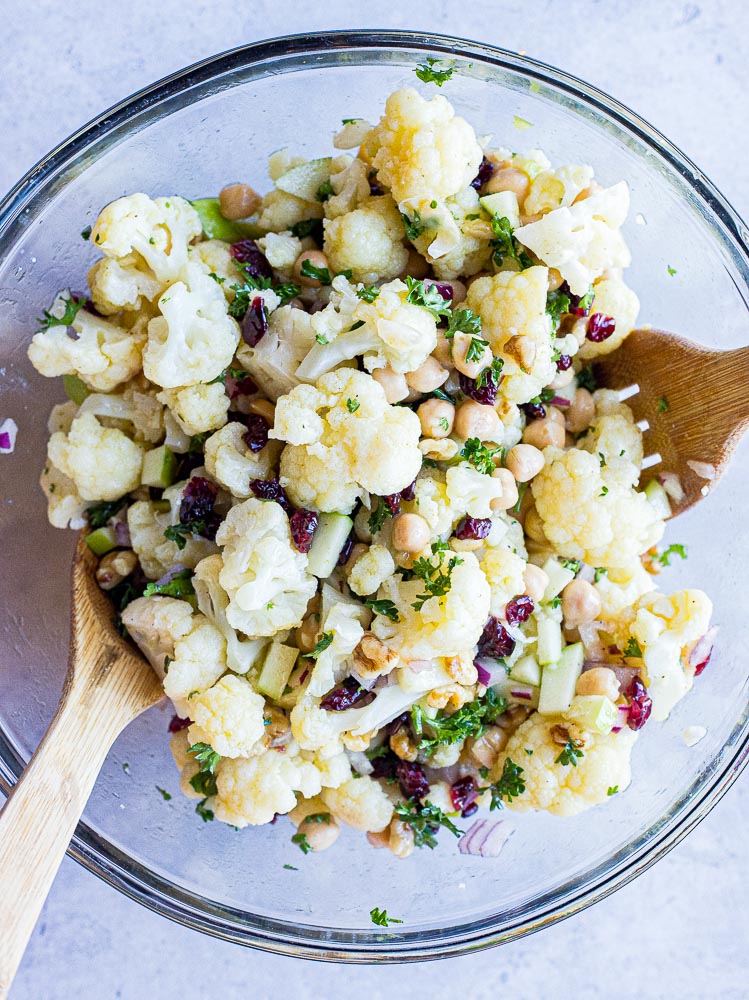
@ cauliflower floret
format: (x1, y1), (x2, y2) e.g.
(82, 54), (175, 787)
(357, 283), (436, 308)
(578, 390), (643, 477)
(216, 498), (317, 637)
(515, 183), (631, 297)
(523, 164), (595, 216)
(47, 411), (143, 501)
(480, 547), (527, 617)
(464, 267), (556, 405)
(612, 589), (713, 721)
(203, 422), (280, 498)
(90, 193), (202, 283)
(324, 157), (371, 219)
(371, 550), (490, 660)
(127, 481), (218, 579)
(27, 293), (146, 392)
(307, 600), (367, 697)
(237, 304), (318, 401)
(88, 257), (164, 315)
(187, 675), (266, 758)
(143, 263), (240, 388)
(256, 188), (323, 232)
(214, 747), (325, 827)
(193, 554), (268, 674)
(321, 774), (393, 832)
(369, 88), (483, 208)
(347, 544), (395, 598)
(323, 195), (408, 283)
(273, 369), (422, 513)
(413, 187), (492, 278)
(162, 615), (228, 706)
(189, 239), (238, 303)
(446, 464), (506, 517)
(120, 595), (196, 675)
(493, 712), (637, 816)
(40, 460), (88, 529)
(77, 380), (164, 444)
(576, 276), (641, 360)
(156, 383), (230, 436)
(595, 561), (656, 620)
(532, 447), (664, 569)
(403, 470), (458, 540)
(255, 231), (303, 270)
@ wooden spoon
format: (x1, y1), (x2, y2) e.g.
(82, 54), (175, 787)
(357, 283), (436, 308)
(593, 328), (749, 515)
(0, 535), (163, 998)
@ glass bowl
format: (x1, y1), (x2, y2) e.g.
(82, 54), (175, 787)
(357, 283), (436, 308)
(0, 31), (747, 963)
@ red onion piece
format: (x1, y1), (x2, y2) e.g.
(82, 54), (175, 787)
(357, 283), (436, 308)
(0, 418), (18, 454)
(608, 665), (641, 689)
(474, 658), (508, 687)
(458, 818), (513, 857)
(550, 395), (571, 407)
(509, 686), (534, 701)
(154, 564), (188, 587)
(689, 625), (718, 676)
(114, 519), (132, 548)
(475, 663), (492, 687)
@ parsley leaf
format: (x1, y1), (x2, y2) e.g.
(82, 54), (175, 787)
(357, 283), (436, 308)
(576, 366), (597, 392)
(86, 497), (127, 529)
(607, 785), (619, 796)
(394, 799), (462, 849)
(466, 335), (491, 362)
(667, 265), (677, 276)
(207, 365), (250, 385)
(315, 179), (334, 202)
(414, 57), (455, 87)
(401, 210), (427, 240)
(368, 499), (394, 535)
(164, 521), (212, 550)
(410, 541), (463, 611)
(560, 558), (581, 574)
(594, 567), (608, 583)
(274, 281), (301, 304)
(291, 832), (312, 854)
(487, 757), (526, 809)
(156, 786), (172, 801)
(229, 270), (272, 318)
(305, 812), (331, 824)
(404, 276), (451, 320)
(412, 689), (506, 756)
(654, 543), (687, 567)
(489, 215), (534, 270)
(364, 599), (400, 622)
(346, 397), (360, 413)
(370, 907), (403, 927)
(143, 569), (195, 599)
(657, 395), (670, 414)
(308, 631), (334, 660)
(476, 356), (504, 389)
(195, 798), (214, 822)
(299, 259), (352, 286)
(289, 218), (324, 242)
(356, 284), (380, 303)
(188, 742), (222, 775)
(37, 291), (88, 331)
(283, 863), (298, 870)
(623, 636), (643, 658)
(460, 436), (502, 475)
(446, 307), (483, 339)
(546, 288), (571, 333)
(555, 739), (584, 767)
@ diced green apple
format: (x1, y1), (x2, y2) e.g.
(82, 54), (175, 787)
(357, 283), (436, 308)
(644, 479), (672, 520)
(306, 512), (353, 578)
(538, 642), (584, 715)
(62, 374), (90, 405)
(189, 198), (263, 242)
(537, 616), (563, 666)
(141, 445), (177, 488)
(564, 694), (618, 735)
(510, 653), (541, 687)
(479, 191), (521, 229)
(85, 526), (118, 556)
(541, 557), (576, 601)
(275, 158), (333, 202)
(256, 642), (299, 701)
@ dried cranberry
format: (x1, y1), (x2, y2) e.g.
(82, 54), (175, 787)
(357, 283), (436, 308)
(462, 803), (479, 818)
(556, 353), (573, 371)
(230, 239), (273, 280)
(450, 776), (479, 814)
(320, 677), (375, 711)
(505, 595), (534, 626)
(560, 281), (594, 317)
(383, 493), (402, 516)
(396, 760), (430, 800)
(241, 296), (268, 346)
(470, 155), (494, 191)
(180, 477), (218, 523)
(290, 508), (319, 553)
(400, 479), (417, 502)
(370, 750), (397, 779)
(455, 516), (492, 541)
(229, 375), (258, 400)
(337, 527), (356, 566)
(477, 616), (516, 658)
(250, 478), (292, 513)
(459, 370), (501, 407)
(242, 413), (270, 453)
(522, 401), (546, 420)
(586, 313), (616, 343)
(625, 676), (652, 731)
(168, 714), (191, 733)
(386, 712), (410, 736)
(368, 172), (384, 196)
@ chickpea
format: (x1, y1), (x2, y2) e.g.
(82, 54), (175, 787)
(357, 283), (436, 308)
(576, 666), (620, 702)
(468, 725), (509, 768)
(219, 182), (262, 220)
(454, 399), (502, 441)
(522, 417), (565, 450)
(546, 406), (566, 427)
(354, 506), (374, 544)
(431, 336), (454, 369)
(294, 249), (329, 288)
(96, 549), (138, 591)
(524, 507), (548, 544)
(298, 814), (341, 852)
(451, 331), (494, 379)
(402, 247), (429, 280)
(566, 387), (595, 434)
(519, 212), (541, 226)
(548, 366), (575, 389)
(366, 829), (391, 849)
(388, 818), (415, 859)
(450, 537), (483, 552)
(506, 443), (545, 483)
(247, 397), (275, 425)
(561, 579), (602, 627)
(523, 563), (550, 603)
(343, 542), (369, 575)
(405, 356), (449, 393)
(417, 397), (455, 438)
(490, 466), (519, 511)
(389, 728), (419, 761)
(547, 268), (564, 292)
(371, 366), (409, 404)
(392, 513), (431, 553)
(483, 166), (530, 203)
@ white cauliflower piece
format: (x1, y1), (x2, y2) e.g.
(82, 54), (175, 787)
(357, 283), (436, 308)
(307, 600), (367, 697)
(324, 157), (371, 218)
(120, 595), (195, 676)
(612, 589), (713, 721)
(77, 381), (164, 444)
(323, 195), (408, 283)
(576, 276), (641, 360)
(480, 547), (527, 617)
(187, 675), (266, 758)
(90, 193), (202, 283)
(156, 383), (230, 436)
(189, 238), (237, 300)
(347, 544), (395, 598)
(273, 369), (422, 513)
(27, 293), (146, 392)
(446, 464), (506, 518)
(595, 561), (656, 620)
(578, 390), (643, 477)
(216, 498), (317, 637)
(237, 304), (318, 401)
(515, 183), (631, 297)
(40, 460), (88, 529)
(143, 263), (240, 388)
(402, 470), (458, 540)
(256, 188), (323, 232)
(203, 422), (280, 498)
(193, 554), (268, 675)
(321, 774), (393, 832)
(523, 164), (595, 216)
(532, 447), (664, 569)
(255, 231), (303, 270)
(369, 88), (482, 207)
(88, 257), (163, 315)
(127, 481), (218, 579)
(492, 712), (637, 816)
(47, 411), (143, 501)
(371, 550), (490, 660)
(162, 615), (228, 706)
(464, 267), (556, 405)
(214, 746), (326, 827)
(414, 186), (492, 278)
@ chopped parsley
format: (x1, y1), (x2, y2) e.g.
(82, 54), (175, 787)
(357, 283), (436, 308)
(81, 225), (92, 241)
(446, 307), (483, 339)
(657, 395), (670, 414)
(315, 332), (329, 345)
(315, 179), (334, 202)
(394, 799), (462, 849)
(308, 631), (334, 660)
(364, 599), (400, 622)
(143, 569), (195, 599)
(410, 541), (463, 611)
(37, 291), (88, 331)
(607, 786), (619, 796)
(576, 366), (597, 392)
(207, 365), (250, 385)
(208, 271), (225, 284)
(513, 481), (528, 514)
(370, 907), (403, 927)
(341, 117), (361, 125)
(667, 265), (677, 276)
(414, 57), (455, 86)
(305, 812), (331, 824)
(547, 594), (562, 609)
(489, 214), (534, 270)
(412, 688), (506, 755)
(404, 276), (451, 320)
(291, 832), (312, 854)
(594, 567), (608, 583)
(188, 742), (222, 775)
(368, 498), (394, 535)
(356, 284), (380, 303)
(487, 757), (526, 809)
(623, 636), (643, 658)
(163, 521), (212, 550)
(513, 115), (533, 130)
(460, 436), (502, 475)
(599, 452), (607, 468)
(430, 386), (457, 403)
(86, 497), (127, 529)
(599, 486), (609, 497)
(560, 559), (581, 574)
(289, 218), (324, 242)
(476, 356), (504, 389)
(546, 288), (571, 333)
(465, 335), (491, 362)
(300, 258), (333, 285)
(274, 282), (302, 304)
(195, 798), (214, 822)
(401, 209), (428, 241)
(555, 739), (584, 767)
(346, 397), (360, 413)
(283, 863), (298, 870)
(438, 417), (450, 432)
(228, 270), (272, 317)
(156, 786), (172, 801)
(655, 543), (687, 567)
(365, 743), (391, 761)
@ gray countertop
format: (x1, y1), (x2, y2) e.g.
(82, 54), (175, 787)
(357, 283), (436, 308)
(2, 1), (747, 996)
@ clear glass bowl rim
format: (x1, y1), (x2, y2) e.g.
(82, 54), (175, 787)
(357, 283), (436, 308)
(0, 29), (747, 963)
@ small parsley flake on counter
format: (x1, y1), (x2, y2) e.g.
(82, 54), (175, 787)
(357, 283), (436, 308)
(655, 543), (687, 566)
(156, 786), (172, 801)
(488, 758), (526, 810)
(657, 395), (670, 413)
(414, 57), (455, 87)
(370, 907), (403, 927)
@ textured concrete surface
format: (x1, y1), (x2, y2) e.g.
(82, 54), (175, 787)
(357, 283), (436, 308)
(2, 1), (747, 997)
